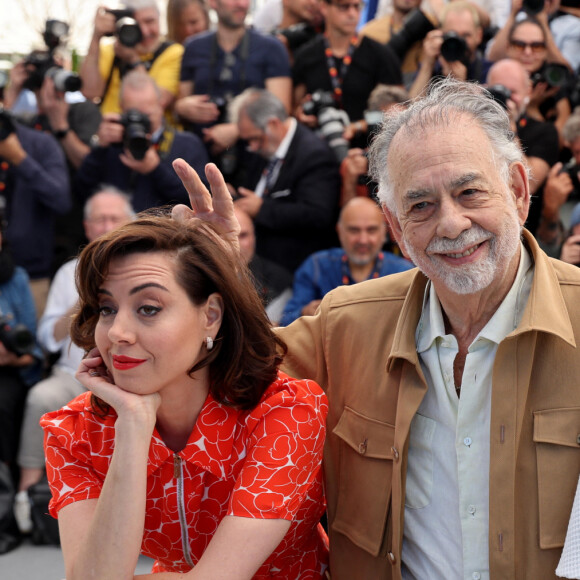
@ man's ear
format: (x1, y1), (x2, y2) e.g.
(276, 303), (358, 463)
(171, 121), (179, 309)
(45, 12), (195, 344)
(510, 161), (531, 226)
(382, 204), (409, 259)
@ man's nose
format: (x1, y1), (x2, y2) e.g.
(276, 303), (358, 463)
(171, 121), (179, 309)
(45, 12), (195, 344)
(436, 197), (472, 239)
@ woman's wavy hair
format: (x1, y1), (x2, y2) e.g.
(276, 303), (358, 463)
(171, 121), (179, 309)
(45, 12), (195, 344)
(71, 210), (287, 412)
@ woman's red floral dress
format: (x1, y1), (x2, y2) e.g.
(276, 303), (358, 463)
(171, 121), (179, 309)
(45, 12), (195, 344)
(41, 372), (329, 578)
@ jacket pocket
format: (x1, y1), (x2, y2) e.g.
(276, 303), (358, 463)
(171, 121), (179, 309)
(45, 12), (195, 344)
(332, 406), (395, 556)
(533, 407), (580, 549)
(404, 413), (436, 509)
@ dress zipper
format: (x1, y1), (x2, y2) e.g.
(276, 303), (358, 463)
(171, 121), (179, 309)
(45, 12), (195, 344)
(174, 453), (195, 568)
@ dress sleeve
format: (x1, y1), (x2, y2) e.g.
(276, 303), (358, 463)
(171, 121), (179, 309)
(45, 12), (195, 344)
(227, 377), (327, 521)
(41, 397), (112, 518)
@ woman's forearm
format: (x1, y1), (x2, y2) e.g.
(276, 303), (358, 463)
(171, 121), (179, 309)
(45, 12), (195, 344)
(66, 421), (152, 580)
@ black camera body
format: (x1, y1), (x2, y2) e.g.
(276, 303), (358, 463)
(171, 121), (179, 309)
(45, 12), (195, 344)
(523, 0), (545, 14)
(0, 316), (35, 357)
(302, 90), (336, 117)
(440, 31), (469, 64)
(105, 8), (143, 48)
(0, 107), (17, 141)
(22, 19), (81, 93)
(22, 52), (82, 93)
(303, 90), (350, 163)
(209, 95), (229, 124)
(487, 84), (512, 111)
(532, 63), (571, 89)
(118, 109), (152, 160)
(275, 23), (318, 52)
(387, 9), (435, 61)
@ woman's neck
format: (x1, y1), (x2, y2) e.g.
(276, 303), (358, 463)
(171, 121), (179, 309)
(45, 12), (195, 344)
(155, 376), (210, 452)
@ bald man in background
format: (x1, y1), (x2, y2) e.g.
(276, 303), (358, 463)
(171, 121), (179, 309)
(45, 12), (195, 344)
(280, 197), (412, 325)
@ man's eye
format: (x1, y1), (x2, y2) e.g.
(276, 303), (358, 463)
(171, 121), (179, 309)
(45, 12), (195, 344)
(411, 201), (429, 211)
(138, 305), (161, 317)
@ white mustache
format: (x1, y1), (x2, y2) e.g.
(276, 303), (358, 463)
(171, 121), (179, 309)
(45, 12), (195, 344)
(426, 225), (491, 254)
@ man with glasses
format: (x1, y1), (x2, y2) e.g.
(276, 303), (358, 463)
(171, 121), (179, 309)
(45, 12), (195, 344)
(487, 59), (561, 256)
(409, 1), (491, 99)
(175, 0), (292, 176)
(292, 0), (402, 147)
(229, 88), (340, 273)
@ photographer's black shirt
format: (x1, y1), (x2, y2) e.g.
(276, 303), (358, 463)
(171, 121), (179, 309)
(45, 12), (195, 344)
(292, 35), (402, 124)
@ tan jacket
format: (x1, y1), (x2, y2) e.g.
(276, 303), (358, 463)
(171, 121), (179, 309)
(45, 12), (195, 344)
(280, 231), (580, 579)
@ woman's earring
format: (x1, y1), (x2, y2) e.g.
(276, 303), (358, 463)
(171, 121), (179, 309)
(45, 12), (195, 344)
(205, 336), (214, 351)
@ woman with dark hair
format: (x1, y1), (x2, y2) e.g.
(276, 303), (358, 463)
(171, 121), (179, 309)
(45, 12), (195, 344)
(40, 207), (328, 578)
(166, 0), (209, 46)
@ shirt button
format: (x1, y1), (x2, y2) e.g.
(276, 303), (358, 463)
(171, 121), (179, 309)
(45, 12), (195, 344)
(358, 439), (367, 454)
(463, 437), (472, 447)
(468, 504), (476, 515)
(387, 551), (396, 564)
(391, 446), (400, 461)
(472, 573), (481, 580)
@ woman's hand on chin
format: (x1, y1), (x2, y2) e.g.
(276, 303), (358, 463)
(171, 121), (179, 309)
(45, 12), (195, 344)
(77, 348), (160, 431)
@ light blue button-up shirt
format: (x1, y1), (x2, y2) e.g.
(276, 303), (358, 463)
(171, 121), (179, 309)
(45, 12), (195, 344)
(402, 244), (533, 580)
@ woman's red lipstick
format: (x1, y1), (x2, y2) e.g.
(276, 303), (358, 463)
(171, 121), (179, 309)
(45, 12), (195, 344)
(112, 355), (147, 370)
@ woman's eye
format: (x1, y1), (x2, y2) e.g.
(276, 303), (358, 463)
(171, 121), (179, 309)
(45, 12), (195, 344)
(98, 306), (115, 317)
(138, 305), (161, 317)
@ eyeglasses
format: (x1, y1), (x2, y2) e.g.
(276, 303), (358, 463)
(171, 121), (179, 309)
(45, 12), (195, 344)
(509, 39), (546, 53)
(330, 1), (365, 11)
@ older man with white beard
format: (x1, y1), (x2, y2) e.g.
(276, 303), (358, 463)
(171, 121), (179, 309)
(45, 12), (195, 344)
(172, 77), (580, 580)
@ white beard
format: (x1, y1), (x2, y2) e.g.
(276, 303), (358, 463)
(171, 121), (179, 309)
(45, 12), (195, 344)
(402, 219), (521, 295)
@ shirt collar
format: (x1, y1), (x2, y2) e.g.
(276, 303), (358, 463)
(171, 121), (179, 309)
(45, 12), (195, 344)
(272, 117), (296, 161)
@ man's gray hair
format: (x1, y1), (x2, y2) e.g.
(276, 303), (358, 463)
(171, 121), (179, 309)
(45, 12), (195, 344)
(563, 114), (580, 144)
(368, 78), (525, 215)
(84, 186), (136, 221)
(229, 88), (288, 130)
(120, 70), (161, 101)
(123, 0), (160, 13)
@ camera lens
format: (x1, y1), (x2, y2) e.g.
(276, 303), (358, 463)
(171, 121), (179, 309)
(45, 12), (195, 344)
(440, 32), (468, 63)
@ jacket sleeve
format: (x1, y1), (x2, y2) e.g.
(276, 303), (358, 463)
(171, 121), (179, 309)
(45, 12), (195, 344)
(278, 294), (331, 392)
(16, 130), (71, 215)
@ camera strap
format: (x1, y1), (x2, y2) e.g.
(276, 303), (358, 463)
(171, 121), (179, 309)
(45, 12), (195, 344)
(154, 126), (176, 161)
(207, 31), (250, 100)
(323, 35), (357, 106)
(101, 41), (174, 104)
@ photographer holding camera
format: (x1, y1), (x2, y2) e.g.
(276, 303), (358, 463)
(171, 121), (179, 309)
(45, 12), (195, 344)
(292, 0), (401, 150)
(77, 71), (208, 212)
(487, 58), (564, 256)
(0, 107), (70, 318)
(409, 1), (491, 99)
(230, 88), (340, 273)
(80, 0), (183, 117)
(0, 226), (42, 524)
